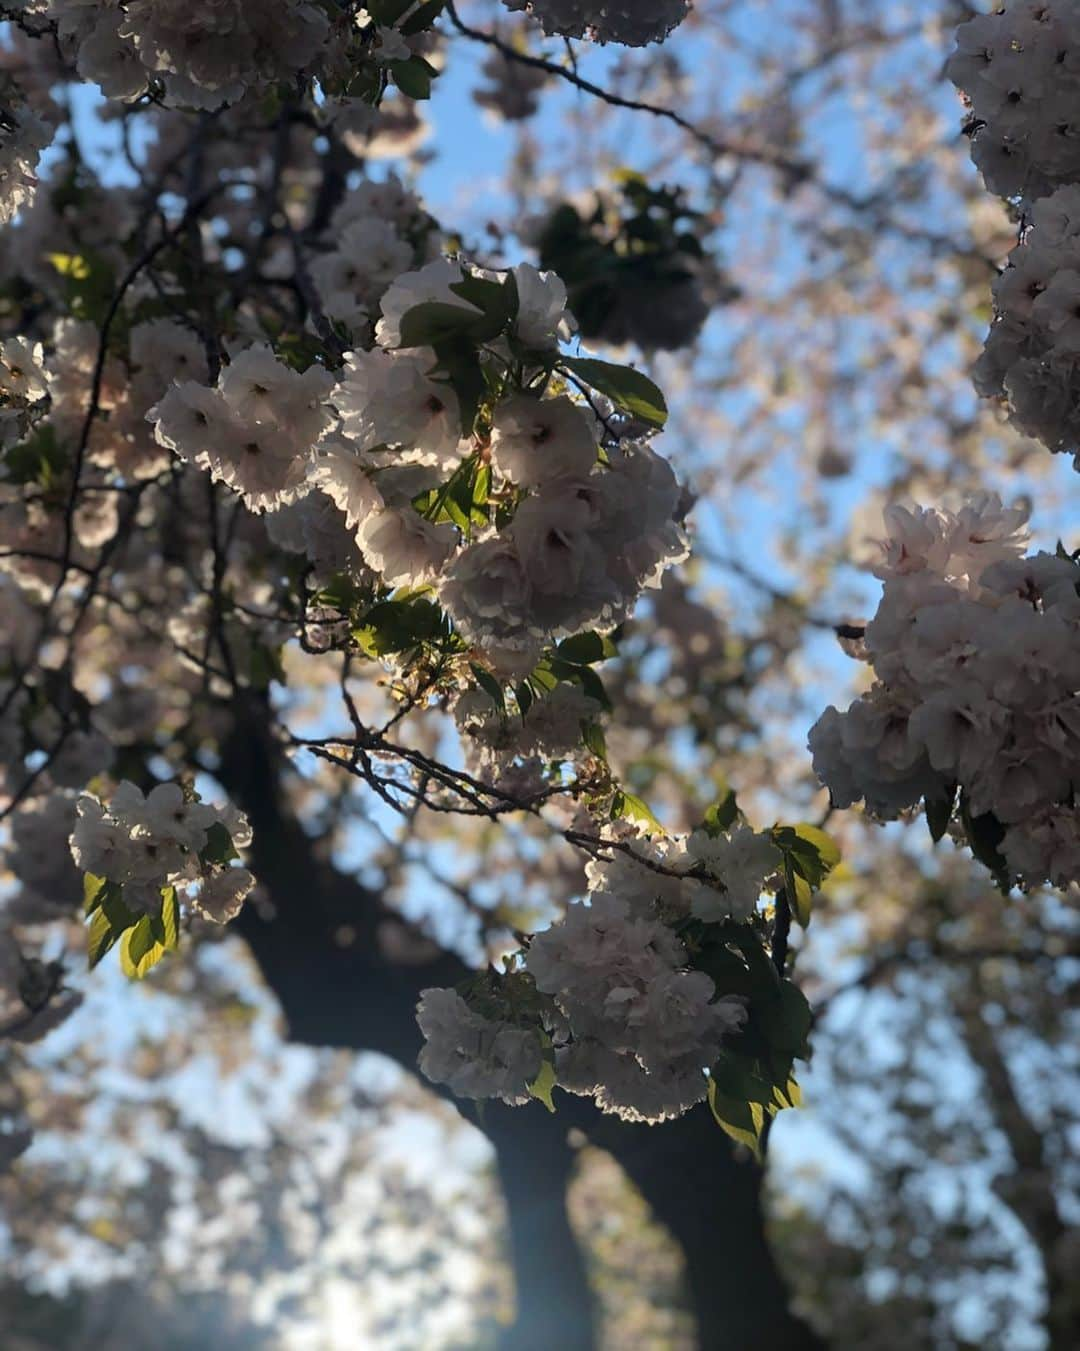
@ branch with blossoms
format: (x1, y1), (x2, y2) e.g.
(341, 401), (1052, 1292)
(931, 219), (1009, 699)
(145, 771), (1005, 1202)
(13, 0), (1070, 1165)
(0, 1), (849, 1157)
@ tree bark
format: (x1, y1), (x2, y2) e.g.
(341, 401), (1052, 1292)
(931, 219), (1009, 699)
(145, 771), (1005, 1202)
(217, 712), (821, 1351)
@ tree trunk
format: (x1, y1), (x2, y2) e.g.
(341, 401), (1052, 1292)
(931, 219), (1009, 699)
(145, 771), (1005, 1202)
(959, 994), (1077, 1351)
(483, 1104), (598, 1351)
(588, 1111), (822, 1350)
(217, 712), (821, 1351)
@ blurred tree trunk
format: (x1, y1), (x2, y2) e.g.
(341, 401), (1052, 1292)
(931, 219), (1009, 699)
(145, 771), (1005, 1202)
(219, 714), (822, 1351)
(958, 992), (1077, 1351)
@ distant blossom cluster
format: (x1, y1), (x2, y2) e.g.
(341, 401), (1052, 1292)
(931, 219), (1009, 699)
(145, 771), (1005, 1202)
(0, 926), (81, 1047)
(947, 1), (1080, 205)
(309, 174), (439, 336)
(473, 47), (550, 122)
(41, 0), (329, 108)
(418, 820), (783, 1121)
(810, 495), (1080, 891)
(534, 183), (721, 354)
(503, 0), (690, 47)
(974, 185), (1080, 458)
(70, 781), (255, 923)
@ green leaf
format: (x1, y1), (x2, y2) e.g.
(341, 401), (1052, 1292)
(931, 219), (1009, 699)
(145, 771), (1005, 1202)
(472, 463), (491, 513)
(771, 823), (841, 926)
(581, 666), (613, 712)
(514, 680), (534, 719)
(611, 790), (662, 833)
(582, 721), (607, 760)
(702, 788), (739, 836)
(393, 273), (512, 352)
(925, 784), (957, 844)
(775, 823), (840, 885)
(424, 454), (490, 531)
(160, 886), (180, 952)
(395, 300), (487, 349)
(784, 858), (814, 928)
(470, 664), (506, 714)
(707, 1077), (766, 1161)
(757, 980), (813, 1058)
(527, 1057), (558, 1113)
(690, 939), (757, 998)
(529, 665), (558, 694)
(119, 915), (168, 980)
(87, 907), (119, 969)
(449, 273), (515, 327)
(540, 653), (613, 712)
(47, 251), (93, 282)
(367, 0), (415, 23)
(387, 55), (438, 100)
(959, 791), (1009, 882)
(795, 823), (839, 871)
(399, 0), (445, 35)
(86, 883), (136, 968)
(710, 1050), (781, 1106)
(718, 918), (783, 991)
(200, 822), (237, 868)
(556, 631), (616, 665)
(47, 250), (117, 326)
(559, 355), (668, 428)
(353, 596), (451, 657)
(83, 873), (108, 916)
(433, 343), (488, 436)
(3, 424), (67, 489)
(100, 887), (136, 932)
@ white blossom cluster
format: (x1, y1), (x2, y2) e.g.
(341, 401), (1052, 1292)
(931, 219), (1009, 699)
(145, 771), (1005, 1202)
(0, 334), (48, 450)
(45, 315), (206, 483)
(453, 681), (601, 786)
(416, 986), (546, 1105)
(973, 185), (1080, 459)
(439, 427), (688, 676)
(43, 0), (329, 108)
(0, 321), (152, 602)
(6, 789), (82, 924)
(809, 494), (1080, 891)
(0, 74), (50, 225)
(947, 1), (1080, 205)
(151, 344), (335, 512)
(310, 175), (439, 336)
(0, 573), (118, 796)
(503, 0), (690, 47)
(417, 819), (782, 1120)
(69, 781), (255, 923)
(149, 254), (688, 676)
(527, 893), (747, 1122)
